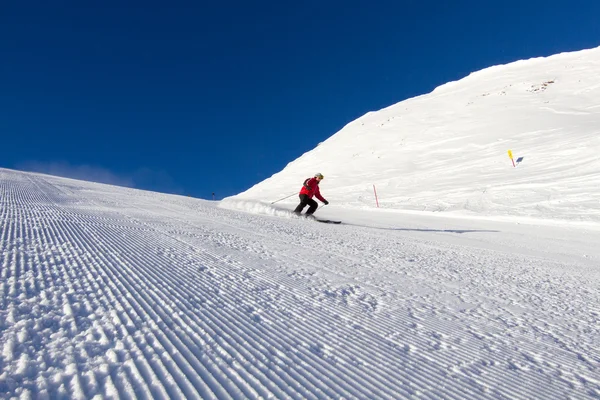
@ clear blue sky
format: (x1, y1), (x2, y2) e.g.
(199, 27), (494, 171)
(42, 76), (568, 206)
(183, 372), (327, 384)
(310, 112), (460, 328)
(2, 0), (599, 199)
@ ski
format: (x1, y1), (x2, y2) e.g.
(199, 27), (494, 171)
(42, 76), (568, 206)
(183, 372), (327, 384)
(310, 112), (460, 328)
(293, 213), (341, 224)
(316, 219), (342, 224)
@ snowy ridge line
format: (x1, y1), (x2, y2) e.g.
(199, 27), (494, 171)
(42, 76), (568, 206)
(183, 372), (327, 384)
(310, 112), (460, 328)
(232, 47), (600, 224)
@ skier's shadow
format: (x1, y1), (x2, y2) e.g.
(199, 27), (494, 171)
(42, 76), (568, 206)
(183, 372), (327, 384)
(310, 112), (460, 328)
(346, 224), (499, 234)
(393, 228), (499, 234)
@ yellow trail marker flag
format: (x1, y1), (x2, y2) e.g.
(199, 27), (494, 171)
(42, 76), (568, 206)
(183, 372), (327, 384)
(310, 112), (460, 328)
(507, 150), (515, 167)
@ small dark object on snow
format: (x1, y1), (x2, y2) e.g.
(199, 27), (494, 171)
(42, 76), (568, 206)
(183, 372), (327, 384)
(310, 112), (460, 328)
(316, 219), (341, 224)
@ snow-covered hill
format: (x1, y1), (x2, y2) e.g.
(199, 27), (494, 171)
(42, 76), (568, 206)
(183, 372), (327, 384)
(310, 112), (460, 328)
(231, 46), (600, 223)
(2, 47), (600, 400)
(1, 168), (599, 399)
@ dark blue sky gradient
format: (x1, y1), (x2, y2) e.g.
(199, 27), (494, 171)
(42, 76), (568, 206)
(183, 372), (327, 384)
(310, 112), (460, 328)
(2, 1), (599, 198)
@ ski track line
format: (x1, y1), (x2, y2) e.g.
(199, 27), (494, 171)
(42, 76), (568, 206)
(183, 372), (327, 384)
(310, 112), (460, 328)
(30, 179), (600, 396)
(65, 180), (600, 396)
(202, 214), (596, 398)
(21, 179), (171, 400)
(84, 197), (408, 396)
(176, 202), (596, 392)
(74, 198), (346, 398)
(28, 178), (346, 396)
(46, 222), (237, 397)
(75, 219), (304, 400)
(91, 184), (596, 396)
(158, 206), (596, 350)
(1, 170), (598, 399)
(50, 218), (199, 399)
(24, 178), (182, 399)
(91, 217), (390, 398)
(87, 226), (296, 400)
(17, 180), (454, 398)
(0, 200), (584, 400)
(4, 176), (198, 399)
(86, 196), (480, 396)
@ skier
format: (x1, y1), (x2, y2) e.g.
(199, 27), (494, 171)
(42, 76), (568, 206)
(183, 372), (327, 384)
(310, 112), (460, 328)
(294, 173), (329, 217)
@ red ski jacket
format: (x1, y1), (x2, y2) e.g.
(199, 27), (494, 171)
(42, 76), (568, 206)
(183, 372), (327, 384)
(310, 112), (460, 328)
(299, 177), (327, 202)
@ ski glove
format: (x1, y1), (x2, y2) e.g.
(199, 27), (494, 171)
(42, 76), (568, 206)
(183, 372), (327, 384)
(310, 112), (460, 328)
(323, 200), (329, 205)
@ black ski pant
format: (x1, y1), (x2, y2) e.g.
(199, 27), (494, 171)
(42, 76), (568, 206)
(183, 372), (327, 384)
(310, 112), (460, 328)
(294, 194), (318, 215)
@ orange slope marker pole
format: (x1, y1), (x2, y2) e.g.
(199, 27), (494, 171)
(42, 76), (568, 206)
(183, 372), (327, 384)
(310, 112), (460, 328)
(373, 184), (379, 208)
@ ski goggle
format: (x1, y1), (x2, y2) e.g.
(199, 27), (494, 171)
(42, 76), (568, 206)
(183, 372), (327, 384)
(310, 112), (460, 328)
(315, 175), (324, 179)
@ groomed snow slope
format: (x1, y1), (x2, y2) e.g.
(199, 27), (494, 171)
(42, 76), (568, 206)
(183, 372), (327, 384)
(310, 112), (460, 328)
(1, 168), (599, 399)
(231, 46), (600, 223)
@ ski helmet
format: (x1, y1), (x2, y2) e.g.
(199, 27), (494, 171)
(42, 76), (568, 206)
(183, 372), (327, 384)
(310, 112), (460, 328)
(315, 173), (324, 179)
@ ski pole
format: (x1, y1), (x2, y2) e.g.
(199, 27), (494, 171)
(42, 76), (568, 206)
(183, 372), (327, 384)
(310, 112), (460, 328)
(315, 203), (327, 213)
(271, 193), (297, 204)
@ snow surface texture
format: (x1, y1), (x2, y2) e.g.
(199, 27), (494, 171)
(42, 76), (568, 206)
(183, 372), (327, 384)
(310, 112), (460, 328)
(231, 46), (600, 223)
(2, 47), (600, 399)
(1, 168), (599, 399)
